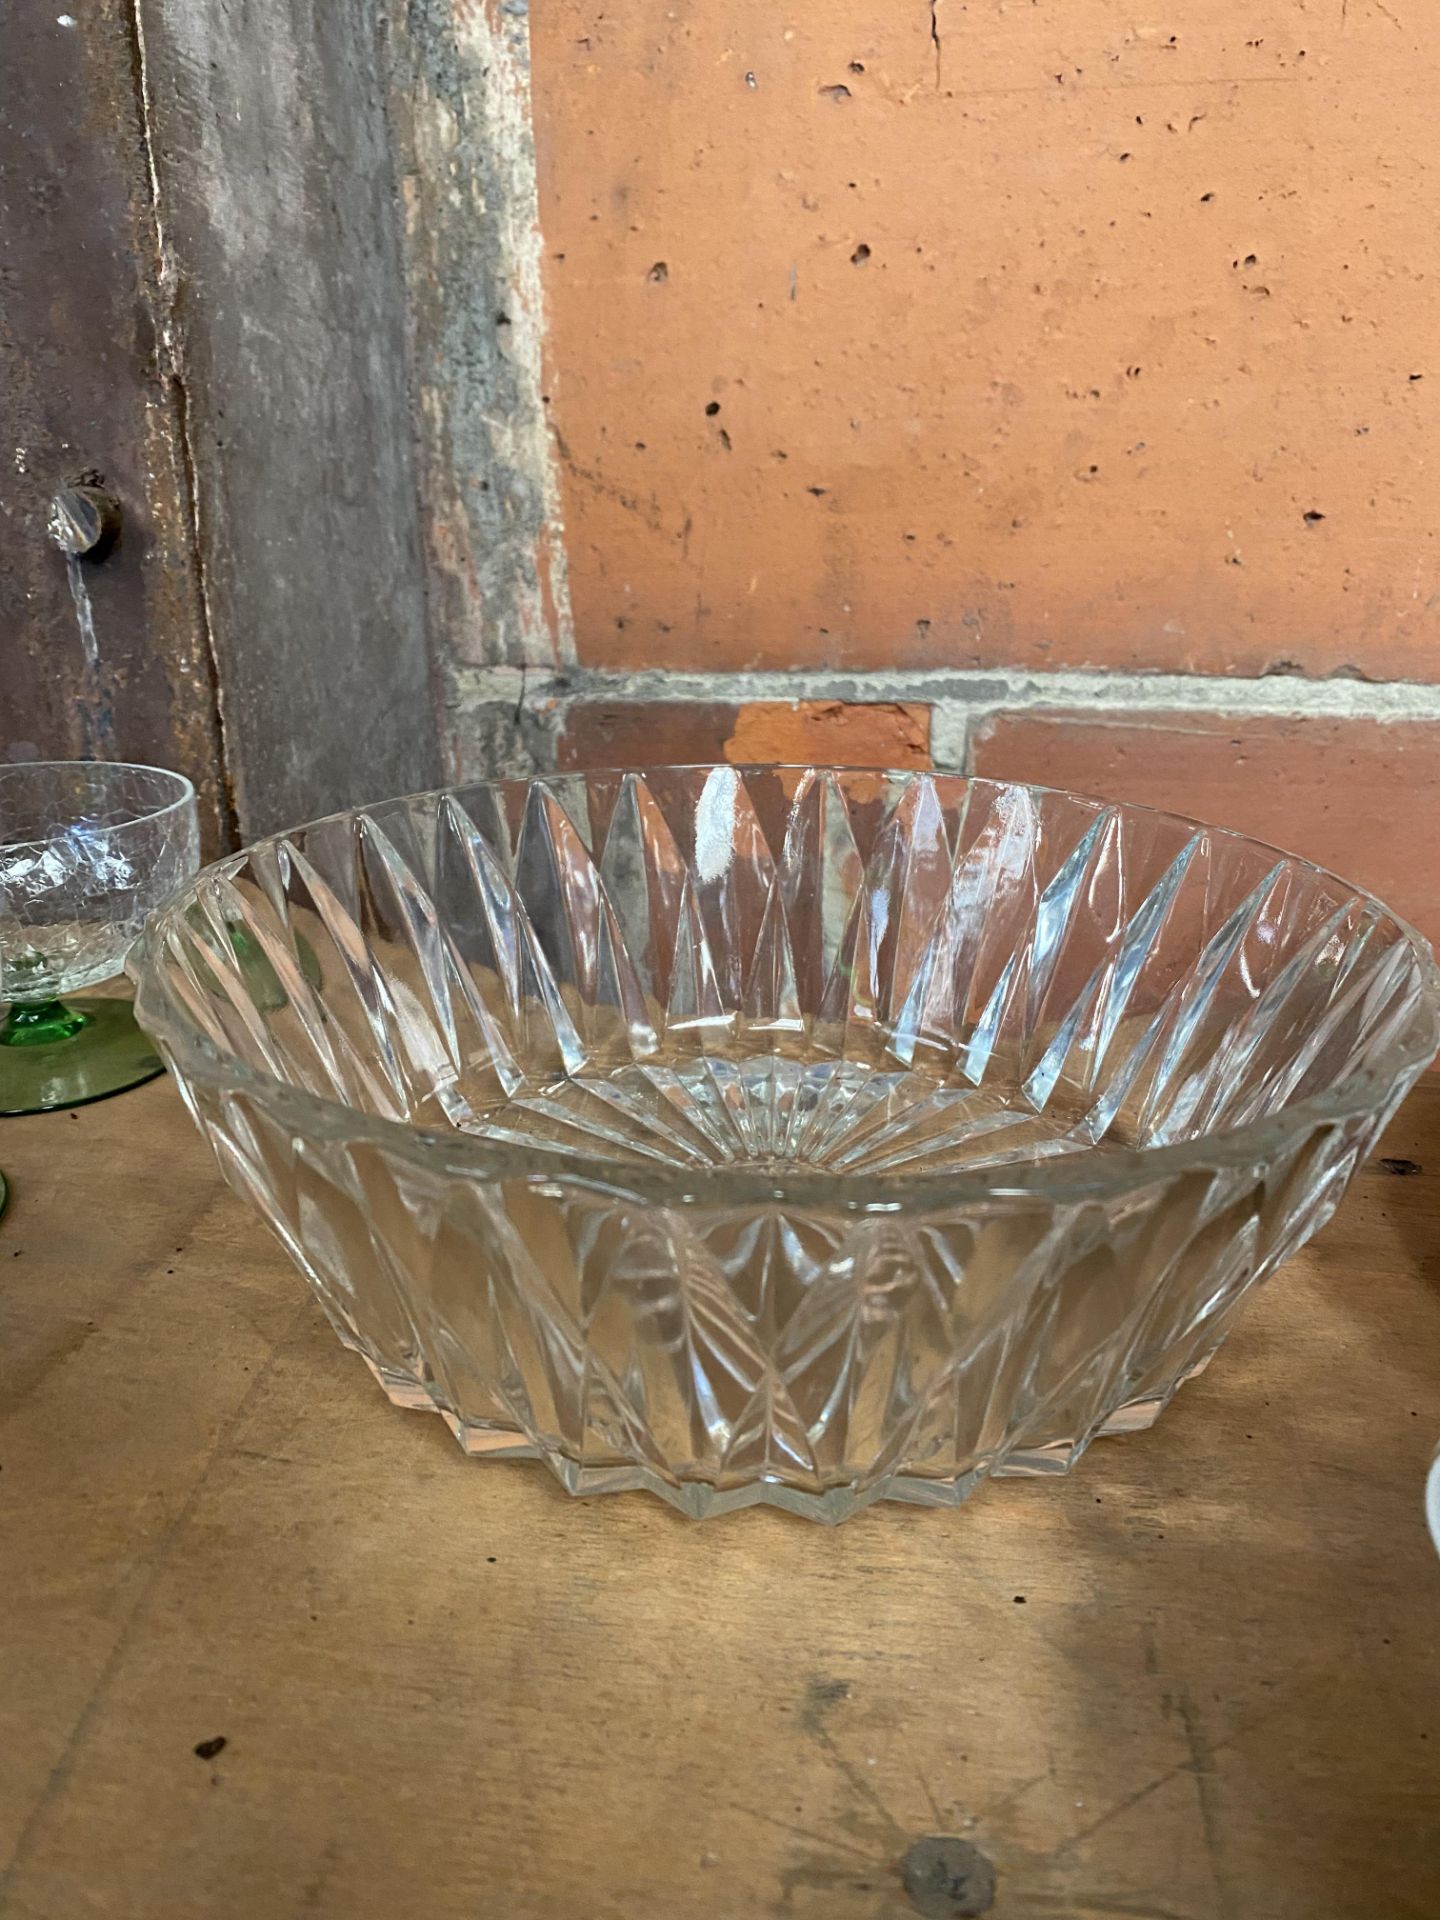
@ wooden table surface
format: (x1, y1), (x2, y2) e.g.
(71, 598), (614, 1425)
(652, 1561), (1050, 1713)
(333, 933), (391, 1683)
(2, 1074), (1438, 1920)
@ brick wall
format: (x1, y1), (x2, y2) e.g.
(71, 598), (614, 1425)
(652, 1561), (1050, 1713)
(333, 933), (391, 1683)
(395, 4), (1440, 944)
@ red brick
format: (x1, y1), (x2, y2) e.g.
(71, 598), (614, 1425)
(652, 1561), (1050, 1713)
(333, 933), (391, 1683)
(557, 701), (739, 769)
(972, 710), (1440, 946)
(557, 699), (932, 772)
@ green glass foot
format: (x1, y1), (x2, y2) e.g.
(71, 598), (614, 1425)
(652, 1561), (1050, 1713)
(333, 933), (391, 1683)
(2, 998), (90, 1044)
(0, 998), (164, 1114)
(0, 1168), (7, 1220)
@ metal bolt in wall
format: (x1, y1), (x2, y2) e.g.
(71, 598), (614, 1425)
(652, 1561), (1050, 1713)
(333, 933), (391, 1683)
(47, 483), (121, 560)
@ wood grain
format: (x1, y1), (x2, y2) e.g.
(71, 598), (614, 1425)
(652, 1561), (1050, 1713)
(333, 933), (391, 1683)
(134, 0), (441, 838)
(0, 3), (227, 849)
(2, 1076), (1438, 1919)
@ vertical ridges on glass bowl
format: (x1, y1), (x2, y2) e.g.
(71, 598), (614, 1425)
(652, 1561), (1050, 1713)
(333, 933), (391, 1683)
(132, 767), (1439, 1519)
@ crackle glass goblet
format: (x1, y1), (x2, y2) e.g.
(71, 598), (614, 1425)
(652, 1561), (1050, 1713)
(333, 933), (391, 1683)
(0, 761), (199, 1114)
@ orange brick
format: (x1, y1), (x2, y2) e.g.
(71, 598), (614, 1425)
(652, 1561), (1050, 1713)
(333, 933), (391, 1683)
(557, 698), (932, 771)
(532, 6), (1440, 682)
(973, 710), (1440, 945)
(726, 700), (931, 768)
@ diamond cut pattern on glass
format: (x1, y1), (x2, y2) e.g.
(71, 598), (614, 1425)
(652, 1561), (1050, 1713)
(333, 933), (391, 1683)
(134, 769), (1438, 1519)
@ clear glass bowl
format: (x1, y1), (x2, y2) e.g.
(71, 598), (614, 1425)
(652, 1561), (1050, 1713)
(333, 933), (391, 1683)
(131, 768), (1440, 1520)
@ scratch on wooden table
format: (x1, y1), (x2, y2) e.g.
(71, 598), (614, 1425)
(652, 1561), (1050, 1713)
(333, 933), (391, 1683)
(805, 1715), (907, 1841)
(1175, 1689), (1240, 1916)
(980, 1761), (1056, 1828)
(916, 1761), (948, 1829)
(724, 1802), (873, 1864)
(767, 1672), (965, 1913)
(1059, 1687), (1292, 1855)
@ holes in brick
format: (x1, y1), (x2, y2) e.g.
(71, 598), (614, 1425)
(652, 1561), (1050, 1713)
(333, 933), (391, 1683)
(851, 242), (871, 265)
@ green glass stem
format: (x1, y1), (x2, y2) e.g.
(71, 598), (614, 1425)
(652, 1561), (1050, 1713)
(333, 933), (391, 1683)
(1, 999), (92, 1047)
(0, 995), (164, 1113)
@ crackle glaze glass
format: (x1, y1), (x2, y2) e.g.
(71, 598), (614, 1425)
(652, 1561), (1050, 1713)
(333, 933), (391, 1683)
(1, 761), (199, 1112)
(131, 769), (1439, 1519)
(1, 761), (198, 1003)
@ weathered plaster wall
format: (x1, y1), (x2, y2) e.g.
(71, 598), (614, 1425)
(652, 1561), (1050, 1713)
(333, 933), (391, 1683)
(385, 0), (576, 771)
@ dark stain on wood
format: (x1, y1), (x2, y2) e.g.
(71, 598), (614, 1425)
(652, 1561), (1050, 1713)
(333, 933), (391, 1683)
(901, 1834), (997, 1917)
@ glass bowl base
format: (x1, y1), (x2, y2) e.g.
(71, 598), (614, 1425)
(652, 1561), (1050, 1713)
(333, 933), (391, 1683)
(0, 998), (165, 1114)
(446, 1052), (1122, 1177)
(350, 1343), (1207, 1523)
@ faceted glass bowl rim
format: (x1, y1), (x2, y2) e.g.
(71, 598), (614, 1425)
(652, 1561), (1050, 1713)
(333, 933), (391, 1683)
(0, 759), (197, 855)
(130, 767), (1440, 1211)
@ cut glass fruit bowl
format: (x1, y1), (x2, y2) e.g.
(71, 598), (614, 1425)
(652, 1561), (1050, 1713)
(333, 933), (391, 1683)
(131, 767), (1440, 1520)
